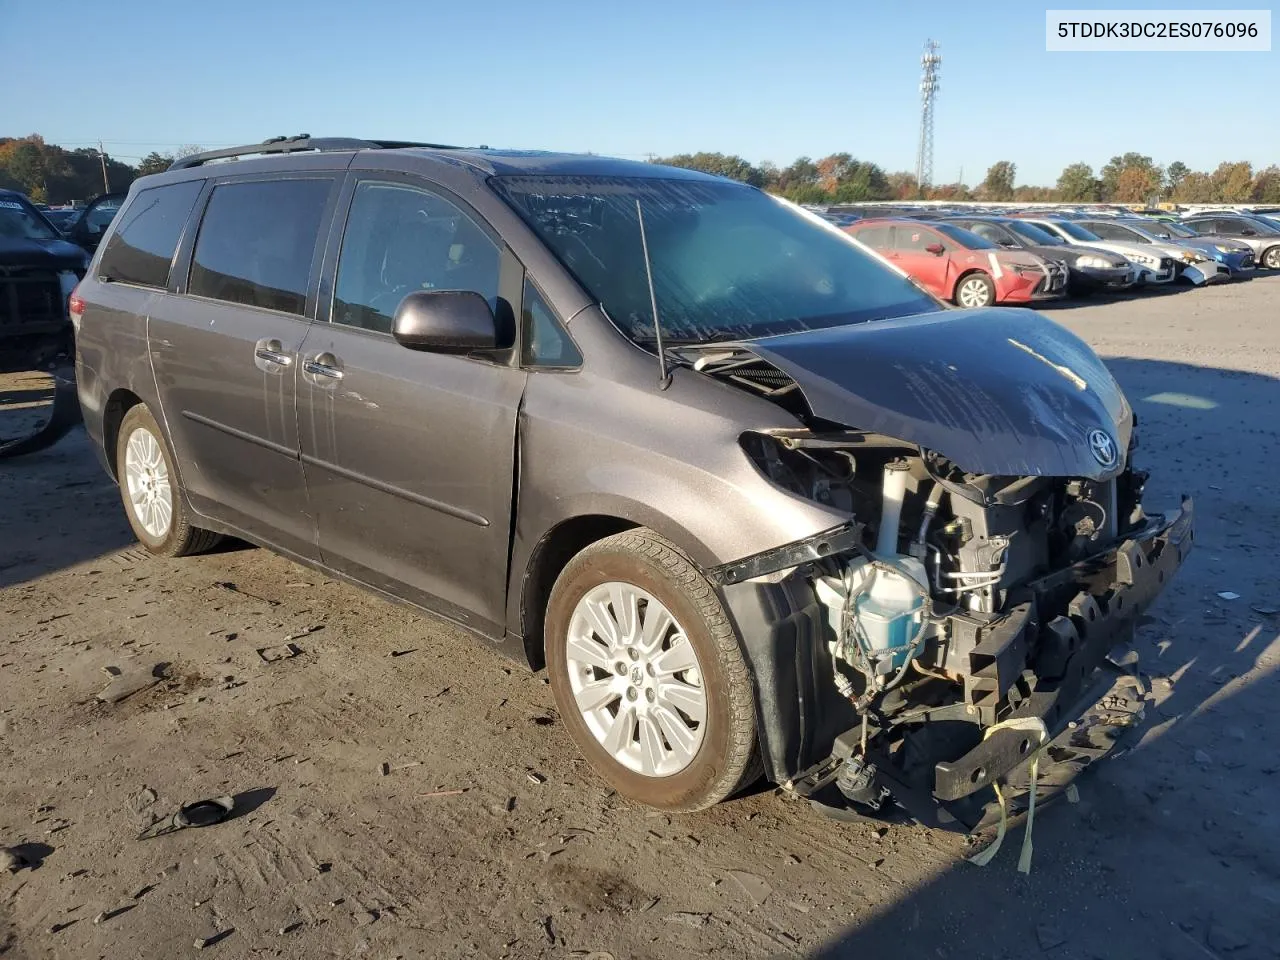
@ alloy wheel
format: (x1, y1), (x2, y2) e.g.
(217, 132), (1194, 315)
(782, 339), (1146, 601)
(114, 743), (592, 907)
(564, 581), (707, 777)
(124, 427), (173, 539)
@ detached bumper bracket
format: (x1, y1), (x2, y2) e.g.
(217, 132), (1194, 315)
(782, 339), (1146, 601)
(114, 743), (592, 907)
(707, 521), (864, 586)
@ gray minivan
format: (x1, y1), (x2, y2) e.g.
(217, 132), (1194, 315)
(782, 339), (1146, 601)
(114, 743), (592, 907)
(73, 137), (1192, 827)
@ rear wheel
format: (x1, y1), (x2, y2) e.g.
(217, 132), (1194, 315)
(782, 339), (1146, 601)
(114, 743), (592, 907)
(1262, 245), (1280, 270)
(545, 528), (761, 811)
(954, 272), (996, 308)
(116, 404), (222, 557)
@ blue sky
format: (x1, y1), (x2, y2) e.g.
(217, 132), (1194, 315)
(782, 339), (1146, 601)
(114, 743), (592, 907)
(4, 0), (1276, 185)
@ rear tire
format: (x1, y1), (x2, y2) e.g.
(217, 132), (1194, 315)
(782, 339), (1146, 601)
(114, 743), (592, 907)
(1262, 245), (1280, 270)
(116, 404), (222, 557)
(545, 528), (761, 811)
(954, 272), (996, 308)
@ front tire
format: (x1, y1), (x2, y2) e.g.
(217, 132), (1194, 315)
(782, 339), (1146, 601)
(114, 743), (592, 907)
(954, 272), (996, 308)
(545, 529), (761, 811)
(116, 404), (222, 557)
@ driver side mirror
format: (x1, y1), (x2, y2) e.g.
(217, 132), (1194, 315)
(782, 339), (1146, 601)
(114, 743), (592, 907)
(392, 290), (498, 353)
(925, 243), (946, 256)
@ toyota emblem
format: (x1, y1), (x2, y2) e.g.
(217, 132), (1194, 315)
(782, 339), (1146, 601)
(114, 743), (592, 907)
(1088, 429), (1117, 468)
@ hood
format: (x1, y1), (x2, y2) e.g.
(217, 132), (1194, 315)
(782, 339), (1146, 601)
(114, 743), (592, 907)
(740, 308), (1133, 480)
(0, 236), (89, 272)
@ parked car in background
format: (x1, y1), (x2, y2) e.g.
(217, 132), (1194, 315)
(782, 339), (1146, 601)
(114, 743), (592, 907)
(42, 209), (81, 234)
(0, 188), (88, 456)
(1075, 218), (1231, 285)
(70, 137), (1191, 828)
(1181, 215), (1280, 270)
(944, 215), (1136, 294)
(1141, 220), (1255, 277)
(845, 218), (1067, 307)
(1019, 217), (1179, 286)
(58, 194), (126, 254)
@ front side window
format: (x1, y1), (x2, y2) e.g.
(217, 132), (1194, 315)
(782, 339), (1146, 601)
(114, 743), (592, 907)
(189, 179), (331, 315)
(932, 222), (996, 250)
(967, 222), (1012, 245)
(333, 181), (500, 334)
(97, 182), (203, 288)
(894, 225), (944, 252)
(492, 176), (938, 344)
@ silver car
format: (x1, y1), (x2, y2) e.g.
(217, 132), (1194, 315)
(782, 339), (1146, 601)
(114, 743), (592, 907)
(71, 138), (1192, 827)
(1181, 214), (1280, 269)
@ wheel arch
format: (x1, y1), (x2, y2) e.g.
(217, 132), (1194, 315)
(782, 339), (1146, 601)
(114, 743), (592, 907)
(102, 388), (145, 479)
(952, 267), (992, 303)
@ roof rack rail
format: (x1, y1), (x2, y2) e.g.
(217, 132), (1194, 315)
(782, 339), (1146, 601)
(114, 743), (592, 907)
(168, 135), (461, 170)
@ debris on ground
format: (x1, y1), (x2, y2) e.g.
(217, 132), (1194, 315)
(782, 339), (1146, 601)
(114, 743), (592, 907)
(1216, 591), (1241, 601)
(666, 912), (712, 928)
(526, 772), (546, 785)
(256, 642), (301, 663)
(96, 663), (166, 704)
(1, 847), (29, 873)
(419, 789), (466, 798)
(284, 625), (324, 642)
(726, 869), (773, 906)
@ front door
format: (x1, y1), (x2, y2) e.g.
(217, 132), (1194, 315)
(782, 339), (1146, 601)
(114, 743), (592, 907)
(297, 176), (526, 636)
(149, 175), (337, 558)
(890, 224), (952, 298)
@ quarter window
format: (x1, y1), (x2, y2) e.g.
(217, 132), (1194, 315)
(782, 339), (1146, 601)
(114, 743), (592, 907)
(97, 182), (202, 288)
(188, 179), (331, 315)
(521, 279), (581, 368)
(333, 181), (500, 334)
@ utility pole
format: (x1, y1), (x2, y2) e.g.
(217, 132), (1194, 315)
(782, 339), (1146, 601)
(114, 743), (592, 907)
(98, 140), (110, 193)
(915, 40), (942, 194)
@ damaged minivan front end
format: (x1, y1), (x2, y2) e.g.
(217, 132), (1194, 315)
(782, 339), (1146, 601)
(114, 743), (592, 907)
(692, 307), (1193, 829)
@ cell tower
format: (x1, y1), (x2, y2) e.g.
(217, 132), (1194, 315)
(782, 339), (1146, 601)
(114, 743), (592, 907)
(915, 40), (941, 192)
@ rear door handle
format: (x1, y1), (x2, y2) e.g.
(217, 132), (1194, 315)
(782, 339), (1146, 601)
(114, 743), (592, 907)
(303, 352), (344, 380)
(254, 338), (293, 367)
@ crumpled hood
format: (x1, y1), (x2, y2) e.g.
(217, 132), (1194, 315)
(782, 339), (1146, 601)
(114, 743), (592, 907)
(742, 308), (1133, 480)
(0, 236), (89, 271)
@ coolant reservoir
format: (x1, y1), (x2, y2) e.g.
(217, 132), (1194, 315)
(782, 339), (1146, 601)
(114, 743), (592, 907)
(853, 558), (928, 673)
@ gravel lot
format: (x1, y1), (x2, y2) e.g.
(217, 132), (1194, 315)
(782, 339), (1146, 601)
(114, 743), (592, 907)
(2, 275), (1279, 960)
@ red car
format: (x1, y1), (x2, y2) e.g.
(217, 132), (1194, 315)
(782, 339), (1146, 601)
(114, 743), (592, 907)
(844, 218), (1068, 307)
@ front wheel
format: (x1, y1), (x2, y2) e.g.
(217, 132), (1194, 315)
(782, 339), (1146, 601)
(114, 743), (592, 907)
(545, 529), (761, 811)
(954, 272), (996, 308)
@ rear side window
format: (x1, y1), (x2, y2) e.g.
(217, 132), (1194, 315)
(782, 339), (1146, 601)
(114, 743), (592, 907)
(189, 179), (331, 316)
(893, 225), (943, 251)
(850, 224), (890, 249)
(98, 182), (202, 288)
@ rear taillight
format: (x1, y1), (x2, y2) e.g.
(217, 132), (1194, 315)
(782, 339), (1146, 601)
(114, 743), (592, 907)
(68, 286), (85, 333)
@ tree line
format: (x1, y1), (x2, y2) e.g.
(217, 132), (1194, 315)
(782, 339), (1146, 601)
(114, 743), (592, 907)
(655, 151), (1280, 206)
(4, 134), (1276, 207)
(0, 136), (202, 204)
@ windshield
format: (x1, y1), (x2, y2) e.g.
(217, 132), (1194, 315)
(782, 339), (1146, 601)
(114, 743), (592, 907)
(1242, 216), (1280, 235)
(0, 197), (60, 241)
(929, 222), (997, 250)
(1051, 220), (1103, 242)
(491, 176), (939, 343)
(1006, 220), (1063, 245)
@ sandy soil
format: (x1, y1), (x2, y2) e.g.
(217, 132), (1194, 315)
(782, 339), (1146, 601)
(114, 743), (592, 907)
(2, 275), (1279, 960)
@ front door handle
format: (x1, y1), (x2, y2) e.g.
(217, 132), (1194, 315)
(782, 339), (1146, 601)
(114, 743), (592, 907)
(303, 352), (344, 380)
(254, 338), (293, 367)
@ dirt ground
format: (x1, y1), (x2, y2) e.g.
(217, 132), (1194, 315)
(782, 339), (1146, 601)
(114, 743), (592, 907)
(3, 275), (1279, 960)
